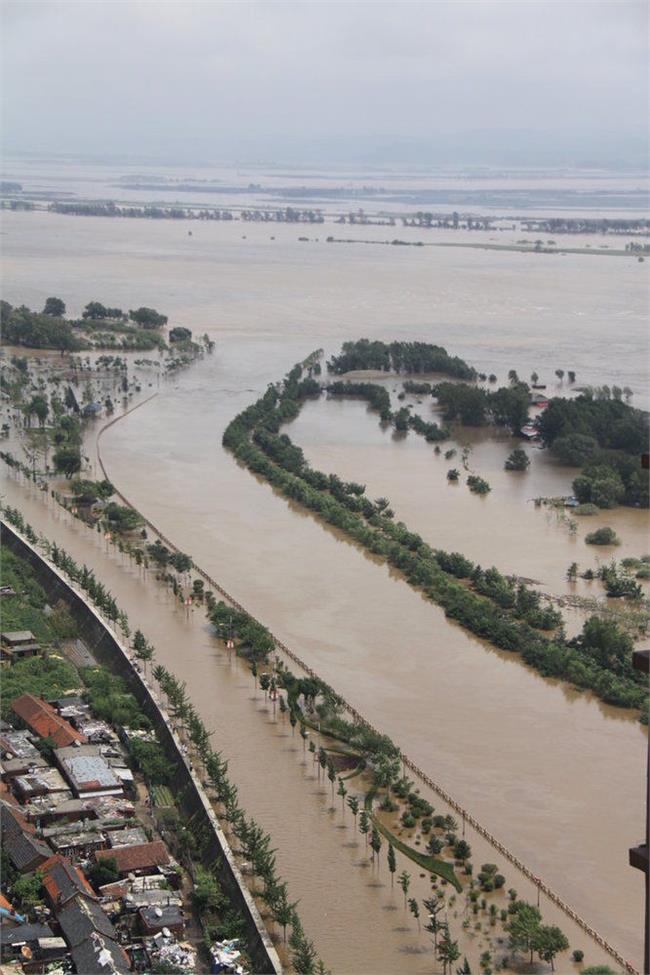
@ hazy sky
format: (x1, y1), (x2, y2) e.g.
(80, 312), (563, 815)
(2, 0), (648, 167)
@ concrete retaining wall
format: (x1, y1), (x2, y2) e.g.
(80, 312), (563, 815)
(1, 521), (283, 975)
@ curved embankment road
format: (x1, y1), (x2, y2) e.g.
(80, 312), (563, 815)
(91, 392), (640, 974)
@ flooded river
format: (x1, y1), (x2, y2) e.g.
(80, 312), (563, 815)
(1, 203), (648, 968)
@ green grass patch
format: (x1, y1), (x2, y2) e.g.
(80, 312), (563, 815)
(1, 655), (79, 719)
(363, 788), (461, 890)
(151, 785), (175, 808)
(371, 813), (461, 891)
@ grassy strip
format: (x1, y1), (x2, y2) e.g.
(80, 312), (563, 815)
(371, 813), (461, 891)
(152, 784), (175, 808)
(363, 788), (461, 890)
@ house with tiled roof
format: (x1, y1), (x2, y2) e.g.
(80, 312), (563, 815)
(40, 854), (96, 911)
(57, 897), (130, 975)
(11, 694), (87, 749)
(95, 839), (170, 876)
(0, 801), (51, 873)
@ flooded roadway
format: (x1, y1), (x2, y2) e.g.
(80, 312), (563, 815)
(0, 471), (631, 974)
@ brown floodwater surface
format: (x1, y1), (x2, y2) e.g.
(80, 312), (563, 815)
(0, 473), (634, 975)
(94, 364), (646, 966)
(2, 205), (648, 968)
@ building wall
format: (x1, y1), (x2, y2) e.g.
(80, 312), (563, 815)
(2, 523), (282, 975)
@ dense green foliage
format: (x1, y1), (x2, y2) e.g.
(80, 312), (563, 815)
(129, 306), (168, 328)
(1, 301), (86, 351)
(538, 395), (647, 454)
(585, 527), (620, 546)
(1, 655), (79, 719)
(81, 667), (151, 729)
(573, 453), (648, 508)
(433, 381), (530, 434)
(327, 381), (447, 441)
(169, 326), (192, 342)
(70, 478), (114, 503)
(220, 351), (647, 716)
(53, 444), (82, 478)
(505, 899), (569, 969)
(327, 339), (476, 379)
(402, 380), (432, 394)
(128, 735), (174, 784)
(327, 381), (391, 421)
(104, 501), (143, 533)
(505, 448), (530, 471)
(43, 297), (66, 317)
(0, 547), (57, 642)
(83, 302), (125, 320)
(538, 395), (648, 507)
(147, 540), (193, 572)
(551, 433), (598, 466)
(210, 601), (274, 662)
(1, 299), (172, 353)
(467, 474), (491, 495)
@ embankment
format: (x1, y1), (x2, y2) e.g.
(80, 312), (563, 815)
(1, 520), (283, 975)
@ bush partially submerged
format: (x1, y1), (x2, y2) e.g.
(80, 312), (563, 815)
(585, 527), (620, 546)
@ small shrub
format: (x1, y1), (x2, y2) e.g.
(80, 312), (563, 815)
(467, 474), (491, 495)
(504, 448), (530, 471)
(585, 527), (620, 546)
(574, 503), (599, 516)
(572, 949), (584, 963)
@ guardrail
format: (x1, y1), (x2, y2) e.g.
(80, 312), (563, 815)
(92, 398), (639, 975)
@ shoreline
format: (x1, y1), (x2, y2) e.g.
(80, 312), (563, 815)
(90, 387), (638, 974)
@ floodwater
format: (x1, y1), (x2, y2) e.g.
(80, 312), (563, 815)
(290, 393), (650, 619)
(1, 200), (649, 968)
(0, 472), (631, 975)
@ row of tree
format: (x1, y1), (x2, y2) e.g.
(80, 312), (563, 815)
(152, 662), (322, 972)
(432, 380), (531, 434)
(1, 505), (324, 974)
(326, 339), (476, 379)
(220, 354), (648, 718)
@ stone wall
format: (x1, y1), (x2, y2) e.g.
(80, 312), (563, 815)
(1, 522), (283, 975)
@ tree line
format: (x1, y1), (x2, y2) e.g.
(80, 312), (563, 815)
(221, 350), (648, 719)
(326, 339), (477, 379)
(0, 506), (324, 974)
(0, 299), (169, 352)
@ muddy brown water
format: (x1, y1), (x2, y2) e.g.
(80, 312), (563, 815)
(0, 472), (632, 975)
(1, 207), (648, 968)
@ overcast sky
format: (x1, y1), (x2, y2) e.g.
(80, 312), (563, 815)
(2, 0), (648, 167)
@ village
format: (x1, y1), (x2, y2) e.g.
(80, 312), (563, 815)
(0, 623), (248, 975)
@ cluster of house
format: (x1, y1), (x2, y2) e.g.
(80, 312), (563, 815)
(0, 692), (202, 975)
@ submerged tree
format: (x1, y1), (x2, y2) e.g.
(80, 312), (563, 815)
(398, 870), (410, 907)
(387, 842), (396, 885)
